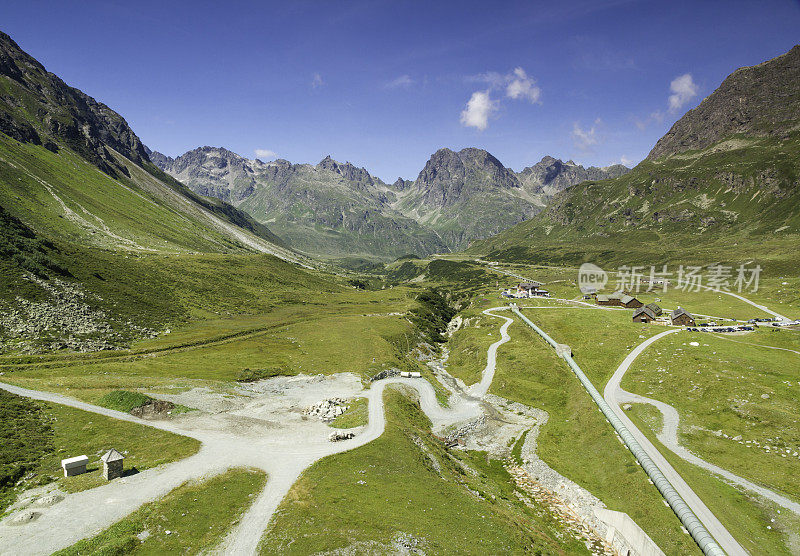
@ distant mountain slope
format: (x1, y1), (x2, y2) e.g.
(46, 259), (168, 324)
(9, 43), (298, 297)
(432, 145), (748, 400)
(516, 156), (629, 197)
(149, 146), (447, 259)
(469, 45), (800, 273)
(392, 147), (541, 250)
(152, 145), (627, 257)
(0, 31), (296, 262)
(648, 45), (800, 160)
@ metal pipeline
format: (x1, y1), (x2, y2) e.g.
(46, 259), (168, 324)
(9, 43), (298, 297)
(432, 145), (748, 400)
(510, 304), (727, 556)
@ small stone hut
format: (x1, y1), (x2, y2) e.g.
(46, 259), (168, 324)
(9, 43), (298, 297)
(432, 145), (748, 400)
(101, 449), (125, 480)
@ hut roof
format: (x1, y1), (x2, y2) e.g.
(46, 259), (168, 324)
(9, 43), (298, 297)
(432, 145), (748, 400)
(633, 307), (656, 320)
(596, 294), (610, 302)
(671, 307), (693, 319)
(645, 303), (662, 315)
(620, 294), (635, 304)
(101, 449), (124, 463)
(608, 291), (624, 299)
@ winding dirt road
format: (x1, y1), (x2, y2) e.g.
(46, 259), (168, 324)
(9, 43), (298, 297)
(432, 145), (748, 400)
(0, 308), (512, 556)
(604, 327), (800, 555)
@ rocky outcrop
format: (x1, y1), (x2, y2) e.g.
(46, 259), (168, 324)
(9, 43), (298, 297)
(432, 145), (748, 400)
(316, 155), (375, 189)
(648, 44), (800, 159)
(304, 398), (350, 422)
(0, 274), (158, 354)
(517, 156), (630, 196)
(0, 31), (149, 177)
(412, 147), (521, 209)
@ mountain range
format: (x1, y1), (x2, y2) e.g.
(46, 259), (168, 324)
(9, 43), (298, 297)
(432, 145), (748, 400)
(149, 145), (628, 259)
(0, 30), (298, 263)
(470, 45), (800, 274)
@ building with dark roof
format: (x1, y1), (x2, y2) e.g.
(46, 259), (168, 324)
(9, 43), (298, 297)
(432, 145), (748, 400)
(671, 307), (695, 326)
(645, 303), (663, 316)
(633, 307), (657, 323)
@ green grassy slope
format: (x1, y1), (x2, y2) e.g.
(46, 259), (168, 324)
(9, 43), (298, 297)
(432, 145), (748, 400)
(260, 388), (589, 555)
(55, 469), (266, 555)
(469, 45), (800, 276)
(469, 134), (800, 274)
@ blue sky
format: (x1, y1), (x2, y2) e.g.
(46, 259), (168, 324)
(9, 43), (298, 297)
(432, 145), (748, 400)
(3, 1), (800, 181)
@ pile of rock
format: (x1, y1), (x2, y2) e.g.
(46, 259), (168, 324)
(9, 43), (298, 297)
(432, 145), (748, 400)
(0, 274), (159, 354)
(444, 415), (486, 446)
(304, 398), (349, 422)
(328, 430), (355, 442)
(508, 464), (616, 555)
(370, 368), (400, 382)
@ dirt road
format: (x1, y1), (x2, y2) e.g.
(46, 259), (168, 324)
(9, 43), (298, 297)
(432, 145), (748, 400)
(0, 309), (513, 556)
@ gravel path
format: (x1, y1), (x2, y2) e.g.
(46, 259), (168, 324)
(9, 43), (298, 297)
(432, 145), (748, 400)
(604, 329), (747, 556)
(606, 332), (800, 517)
(0, 308), (513, 556)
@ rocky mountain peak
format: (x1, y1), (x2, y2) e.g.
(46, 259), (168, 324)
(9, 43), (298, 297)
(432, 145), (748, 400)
(517, 156), (630, 196)
(392, 177), (410, 190)
(316, 155), (376, 188)
(413, 147), (521, 208)
(0, 31), (149, 177)
(647, 44), (800, 160)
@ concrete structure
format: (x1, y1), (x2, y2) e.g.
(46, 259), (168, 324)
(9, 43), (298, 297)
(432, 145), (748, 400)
(632, 307), (657, 323)
(671, 307), (696, 326)
(595, 508), (665, 556)
(61, 455), (88, 477)
(101, 449), (124, 480)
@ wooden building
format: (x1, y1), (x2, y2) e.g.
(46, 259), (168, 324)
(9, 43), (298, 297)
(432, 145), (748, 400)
(619, 294), (643, 308)
(671, 307), (696, 326)
(645, 303), (663, 316)
(632, 307), (656, 323)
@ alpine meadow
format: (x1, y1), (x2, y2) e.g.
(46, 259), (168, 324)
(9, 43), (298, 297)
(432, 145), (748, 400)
(0, 3), (799, 556)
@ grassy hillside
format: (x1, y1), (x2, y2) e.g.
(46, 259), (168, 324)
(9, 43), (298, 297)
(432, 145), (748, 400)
(56, 469), (266, 555)
(470, 45), (800, 277)
(470, 133), (800, 275)
(260, 388), (589, 555)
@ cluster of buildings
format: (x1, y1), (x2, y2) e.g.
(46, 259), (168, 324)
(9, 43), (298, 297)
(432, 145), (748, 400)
(596, 291), (643, 308)
(503, 282), (551, 299)
(589, 290), (696, 327)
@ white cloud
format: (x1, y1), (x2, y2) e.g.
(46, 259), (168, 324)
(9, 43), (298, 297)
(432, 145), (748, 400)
(572, 118), (601, 150)
(459, 67), (541, 129)
(386, 74), (414, 89)
(620, 155), (634, 166)
(311, 73), (324, 89)
(634, 110), (664, 130)
(668, 73), (698, 113)
(505, 67), (541, 103)
(460, 91), (498, 131)
(254, 149), (277, 160)
(466, 71), (505, 88)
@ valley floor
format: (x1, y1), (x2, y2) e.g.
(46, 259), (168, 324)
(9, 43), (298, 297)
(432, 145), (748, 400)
(0, 259), (798, 555)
